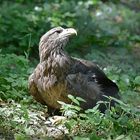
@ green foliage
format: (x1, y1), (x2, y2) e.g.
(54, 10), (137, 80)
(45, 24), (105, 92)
(0, 51), (32, 101)
(0, 0), (140, 139)
(0, 46), (140, 139)
(14, 133), (29, 140)
(57, 48), (140, 139)
(0, 0), (139, 55)
(0, 100), (47, 140)
(85, 47), (140, 106)
(58, 95), (86, 118)
(59, 95), (140, 139)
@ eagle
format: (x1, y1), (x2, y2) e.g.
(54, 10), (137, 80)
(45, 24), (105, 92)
(28, 27), (119, 113)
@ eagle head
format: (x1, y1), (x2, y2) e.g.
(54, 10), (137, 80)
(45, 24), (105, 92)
(39, 27), (77, 61)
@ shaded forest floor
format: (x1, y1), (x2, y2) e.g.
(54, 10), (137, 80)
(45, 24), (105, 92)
(0, 47), (140, 140)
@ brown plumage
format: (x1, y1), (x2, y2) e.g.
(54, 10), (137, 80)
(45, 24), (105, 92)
(28, 27), (119, 113)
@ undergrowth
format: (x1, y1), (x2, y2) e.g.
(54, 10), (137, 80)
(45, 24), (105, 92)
(0, 48), (140, 139)
(0, 50), (32, 101)
(59, 95), (140, 140)
(0, 0), (140, 139)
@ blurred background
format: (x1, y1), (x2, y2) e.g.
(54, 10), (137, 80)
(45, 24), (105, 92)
(0, 0), (140, 109)
(0, 0), (140, 139)
(0, 0), (140, 55)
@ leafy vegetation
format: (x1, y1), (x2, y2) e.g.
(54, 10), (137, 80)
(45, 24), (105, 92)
(59, 95), (140, 140)
(0, 0), (139, 55)
(0, 47), (140, 139)
(0, 0), (140, 139)
(0, 51), (31, 101)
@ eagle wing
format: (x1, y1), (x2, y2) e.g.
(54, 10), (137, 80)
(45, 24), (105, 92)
(66, 57), (119, 110)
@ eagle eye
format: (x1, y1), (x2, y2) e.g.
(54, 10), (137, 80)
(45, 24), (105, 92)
(56, 30), (62, 34)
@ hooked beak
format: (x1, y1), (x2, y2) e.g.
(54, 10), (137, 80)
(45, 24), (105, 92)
(59, 28), (77, 38)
